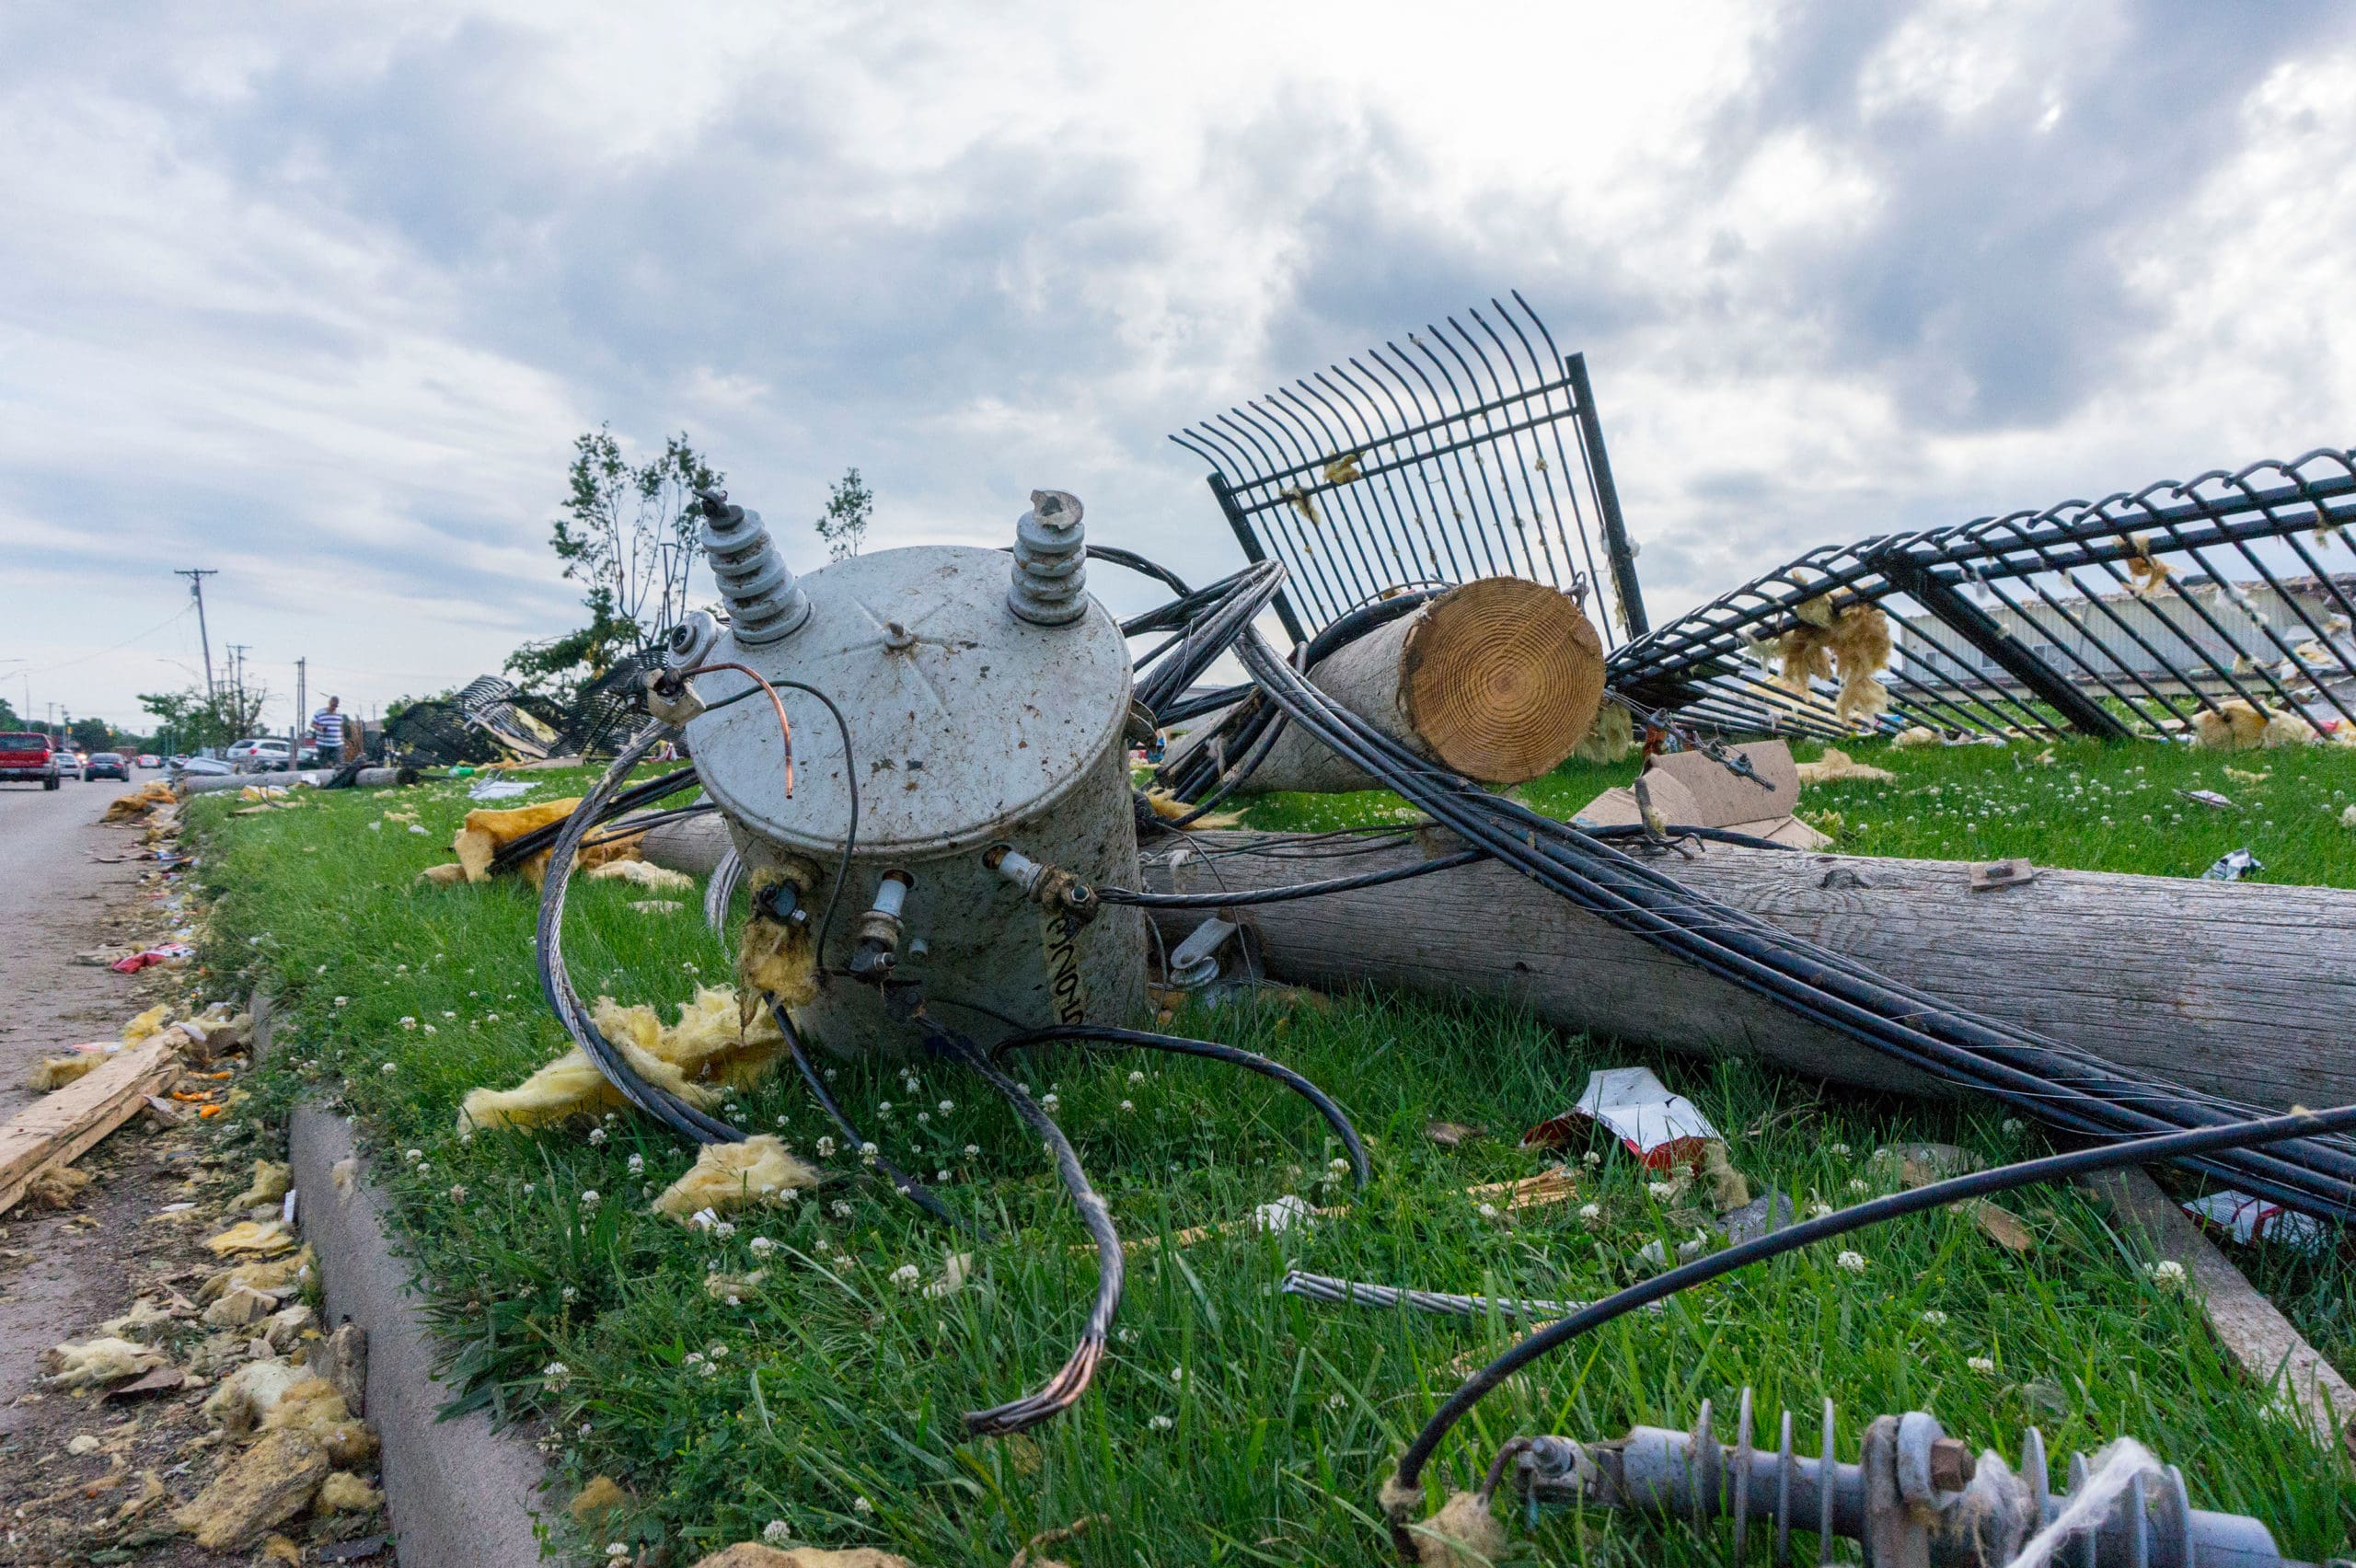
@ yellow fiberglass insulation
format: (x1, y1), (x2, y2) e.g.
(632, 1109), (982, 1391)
(447, 798), (648, 887)
(1569, 700), (1634, 765)
(736, 867), (824, 1027)
(457, 986), (789, 1133)
(2190, 700), (2316, 750)
(1765, 602), (1891, 728)
(653, 1135), (819, 1221)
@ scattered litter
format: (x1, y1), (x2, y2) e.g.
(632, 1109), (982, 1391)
(1892, 726), (1941, 748)
(109, 941), (194, 974)
(41, 1335), (167, 1389)
(1250, 1194), (1320, 1234)
(653, 1135), (820, 1220)
(922, 1251), (976, 1299)
(2183, 1189), (2329, 1252)
(706, 1269), (769, 1303)
(203, 1358), (311, 1436)
(1968, 858), (2038, 892)
(689, 1542), (915, 1567)
(1715, 1190), (1794, 1244)
(1795, 746), (1895, 786)
(2201, 848), (2264, 882)
(468, 778), (539, 801)
(105, 1365), (191, 1401)
(1523, 1066), (1720, 1170)
(1700, 1142), (1750, 1210)
(1423, 1120), (1484, 1147)
(629, 898), (687, 915)
(2175, 788), (2238, 812)
(1971, 1201), (2037, 1251)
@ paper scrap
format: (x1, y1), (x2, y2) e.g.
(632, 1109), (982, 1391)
(1524, 1066), (1722, 1170)
(2183, 1190), (2327, 1252)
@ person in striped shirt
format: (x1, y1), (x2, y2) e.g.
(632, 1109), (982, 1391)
(310, 698), (348, 765)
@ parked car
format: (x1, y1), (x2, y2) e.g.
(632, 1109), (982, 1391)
(85, 752), (131, 781)
(55, 750), (81, 781)
(0, 732), (60, 790)
(225, 737), (276, 769)
(136, 754), (160, 769)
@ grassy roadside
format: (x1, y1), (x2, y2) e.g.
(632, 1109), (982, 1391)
(189, 753), (2356, 1564)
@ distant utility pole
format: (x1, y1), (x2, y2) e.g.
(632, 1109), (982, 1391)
(175, 569), (219, 699)
(226, 643), (250, 730)
(293, 657), (306, 770)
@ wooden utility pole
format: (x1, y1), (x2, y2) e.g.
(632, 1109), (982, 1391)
(175, 569), (219, 700)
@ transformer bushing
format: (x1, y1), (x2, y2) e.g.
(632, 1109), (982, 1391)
(682, 491), (1146, 1057)
(1515, 1390), (2314, 1568)
(1007, 488), (1089, 626)
(699, 489), (813, 645)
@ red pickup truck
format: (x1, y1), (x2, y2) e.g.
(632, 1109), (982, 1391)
(0, 732), (62, 790)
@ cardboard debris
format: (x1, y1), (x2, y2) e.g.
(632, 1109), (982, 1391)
(1574, 740), (1827, 848)
(1523, 1066), (1722, 1170)
(2184, 1189), (2329, 1252)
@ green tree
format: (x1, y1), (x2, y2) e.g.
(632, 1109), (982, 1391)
(69, 717), (112, 753)
(507, 427), (722, 703)
(138, 685), (268, 753)
(814, 467), (872, 561)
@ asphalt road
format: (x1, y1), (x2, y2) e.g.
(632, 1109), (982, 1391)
(0, 771), (148, 1122)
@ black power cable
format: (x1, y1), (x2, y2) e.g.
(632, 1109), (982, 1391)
(986, 1023), (1371, 1189)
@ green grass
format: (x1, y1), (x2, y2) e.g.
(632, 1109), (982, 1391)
(186, 755), (2356, 1564)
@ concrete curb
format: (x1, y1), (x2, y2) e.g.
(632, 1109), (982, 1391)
(258, 992), (557, 1566)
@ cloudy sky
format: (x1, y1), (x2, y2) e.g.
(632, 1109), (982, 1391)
(6, 0), (2354, 733)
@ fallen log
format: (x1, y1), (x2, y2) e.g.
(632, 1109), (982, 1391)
(1171, 578), (1605, 792)
(1138, 830), (2356, 1113)
(0, 1040), (181, 1217)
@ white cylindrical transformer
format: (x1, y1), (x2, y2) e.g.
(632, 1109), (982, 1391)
(682, 499), (1145, 1058)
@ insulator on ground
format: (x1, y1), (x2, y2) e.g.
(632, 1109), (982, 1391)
(699, 490), (812, 645)
(1008, 489), (1088, 626)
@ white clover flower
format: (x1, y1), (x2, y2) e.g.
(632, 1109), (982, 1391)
(815, 1136), (837, 1159)
(1871, 1147), (1895, 1163)
(1968, 1355), (1997, 1374)
(890, 1263), (922, 1290)
(523, 1182), (536, 1195)
(579, 1189), (601, 1209)
(485, 1013), (499, 1023)
(422, 1023), (437, 1035)
(1477, 1202), (1499, 1218)
(749, 1236), (777, 1255)
(404, 1148), (422, 1163)
(1324, 1391), (1346, 1411)
(713, 1221), (737, 1240)
(1582, 1150), (1602, 1168)
(688, 1208), (720, 1231)
(1807, 1200), (1835, 1219)
(561, 1286), (578, 1301)
(626, 1153), (643, 1176)
(1119, 1100), (1135, 1113)
(763, 1521), (791, 1545)
(708, 1343), (728, 1358)
(541, 1361), (572, 1389)
(415, 1162), (432, 1176)
(380, 1061), (398, 1074)
(877, 1101), (893, 1114)
(1918, 1309), (1948, 1326)
(964, 1144), (979, 1158)
(1646, 1181), (1677, 1202)
(2001, 1118), (2025, 1134)
(588, 1126), (607, 1146)
(1169, 1366), (1185, 1383)
(859, 1142), (879, 1165)
(1835, 1251), (1867, 1274)
(852, 1497), (873, 1516)
(916, 1112), (930, 1124)
(333, 997), (349, 1008)
(1329, 1159), (1350, 1175)
(832, 1200), (853, 1219)
(1040, 1093), (1060, 1111)
(442, 1009), (456, 1020)
(938, 1100), (954, 1114)
(936, 1169), (949, 1182)
(1848, 1179), (1871, 1193)
(1149, 1413), (1173, 1431)
(1577, 1202), (1603, 1228)
(398, 1016), (417, 1030)
(1827, 1142), (1852, 1157)
(814, 1238), (831, 1253)
(1128, 1070), (1146, 1084)
(448, 1184), (468, 1202)
(2147, 1259), (2189, 1291)
(606, 1544), (629, 1560)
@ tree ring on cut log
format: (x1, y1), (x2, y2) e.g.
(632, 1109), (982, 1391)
(1400, 578), (1605, 784)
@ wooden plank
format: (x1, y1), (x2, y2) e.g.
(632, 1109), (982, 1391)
(1138, 831), (2356, 1113)
(0, 1041), (181, 1216)
(2083, 1166), (2356, 1450)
